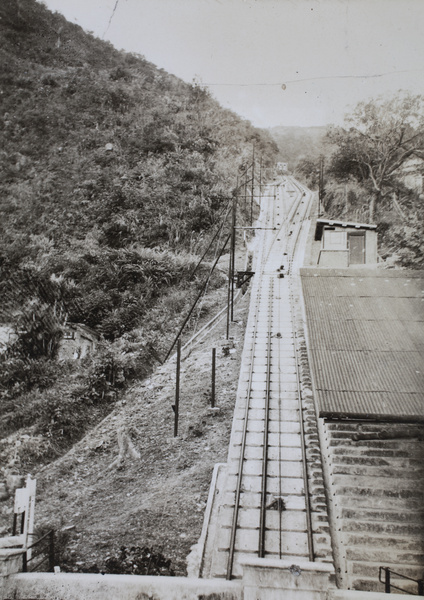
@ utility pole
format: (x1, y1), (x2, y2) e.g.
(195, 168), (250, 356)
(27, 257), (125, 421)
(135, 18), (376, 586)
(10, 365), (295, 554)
(211, 347), (216, 408)
(173, 339), (181, 437)
(226, 219), (233, 340)
(259, 157), (262, 201)
(251, 144), (255, 226)
(244, 166), (248, 214)
(231, 191), (237, 322)
(318, 156), (324, 216)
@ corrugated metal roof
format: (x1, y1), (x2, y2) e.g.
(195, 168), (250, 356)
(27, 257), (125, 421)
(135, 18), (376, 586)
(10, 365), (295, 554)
(301, 268), (424, 421)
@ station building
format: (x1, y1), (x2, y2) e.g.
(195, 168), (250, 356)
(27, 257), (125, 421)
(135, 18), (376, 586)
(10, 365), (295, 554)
(314, 218), (378, 267)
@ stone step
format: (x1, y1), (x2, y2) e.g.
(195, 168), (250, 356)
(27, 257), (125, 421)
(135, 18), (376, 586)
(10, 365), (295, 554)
(327, 438), (418, 450)
(345, 545), (424, 565)
(330, 446), (415, 457)
(348, 559), (424, 581)
(331, 474), (422, 491)
(340, 506), (424, 523)
(325, 429), (424, 443)
(343, 533), (424, 553)
(332, 484), (423, 500)
(330, 455), (424, 469)
(335, 494), (423, 511)
(331, 464), (424, 479)
(325, 422), (424, 434)
(351, 576), (420, 594)
(341, 518), (424, 536)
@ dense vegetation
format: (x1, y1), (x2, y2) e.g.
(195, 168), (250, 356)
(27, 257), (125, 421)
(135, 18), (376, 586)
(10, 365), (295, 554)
(294, 94), (424, 267)
(0, 0), (278, 462)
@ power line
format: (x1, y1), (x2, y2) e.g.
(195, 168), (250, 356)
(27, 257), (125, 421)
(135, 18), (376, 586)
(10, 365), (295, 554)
(103, 0), (120, 38)
(202, 68), (424, 87)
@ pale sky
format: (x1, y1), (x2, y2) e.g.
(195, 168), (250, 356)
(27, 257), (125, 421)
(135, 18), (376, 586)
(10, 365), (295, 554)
(40, 0), (424, 128)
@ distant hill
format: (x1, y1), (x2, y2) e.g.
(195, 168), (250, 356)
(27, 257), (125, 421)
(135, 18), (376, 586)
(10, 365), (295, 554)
(268, 125), (328, 169)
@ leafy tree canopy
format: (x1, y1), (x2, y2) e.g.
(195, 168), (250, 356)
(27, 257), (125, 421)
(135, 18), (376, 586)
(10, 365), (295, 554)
(327, 93), (424, 220)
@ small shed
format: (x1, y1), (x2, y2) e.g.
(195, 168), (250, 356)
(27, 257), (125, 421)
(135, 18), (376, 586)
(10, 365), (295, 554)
(315, 218), (378, 267)
(57, 323), (100, 360)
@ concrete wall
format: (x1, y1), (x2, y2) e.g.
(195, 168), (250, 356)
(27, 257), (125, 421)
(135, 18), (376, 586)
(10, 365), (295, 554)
(3, 568), (412, 600)
(0, 548), (24, 600)
(3, 573), (242, 600)
(242, 559), (335, 600)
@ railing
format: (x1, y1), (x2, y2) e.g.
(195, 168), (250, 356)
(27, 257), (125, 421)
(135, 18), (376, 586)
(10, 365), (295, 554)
(379, 566), (424, 595)
(23, 530), (55, 573)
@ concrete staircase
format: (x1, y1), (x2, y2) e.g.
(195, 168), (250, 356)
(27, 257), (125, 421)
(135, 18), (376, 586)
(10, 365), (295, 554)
(321, 420), (424, 594)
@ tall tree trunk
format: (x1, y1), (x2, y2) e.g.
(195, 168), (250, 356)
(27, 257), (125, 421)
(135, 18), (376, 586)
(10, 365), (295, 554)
(369, 193), (377, 222)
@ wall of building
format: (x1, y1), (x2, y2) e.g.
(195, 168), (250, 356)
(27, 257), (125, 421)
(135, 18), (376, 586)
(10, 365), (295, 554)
(364, 230), (378, 264)
(317, 227), (378, 267)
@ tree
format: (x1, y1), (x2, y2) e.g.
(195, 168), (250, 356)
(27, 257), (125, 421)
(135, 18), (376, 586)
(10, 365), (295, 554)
(327, 93), (424, 220)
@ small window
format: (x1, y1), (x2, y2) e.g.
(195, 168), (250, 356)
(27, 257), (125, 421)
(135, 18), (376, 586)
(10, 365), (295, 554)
(63, 330), (75, 340)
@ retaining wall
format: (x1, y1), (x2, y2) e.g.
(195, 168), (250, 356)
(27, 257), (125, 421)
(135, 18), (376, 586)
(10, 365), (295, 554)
(2, 573), (242, 600)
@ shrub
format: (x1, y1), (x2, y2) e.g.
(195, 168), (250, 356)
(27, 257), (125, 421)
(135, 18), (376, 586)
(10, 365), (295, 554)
(104, 545), (175, 576)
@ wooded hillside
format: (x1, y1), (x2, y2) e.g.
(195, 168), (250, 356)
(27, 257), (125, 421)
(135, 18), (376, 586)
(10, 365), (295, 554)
(0, 0), (278, 464)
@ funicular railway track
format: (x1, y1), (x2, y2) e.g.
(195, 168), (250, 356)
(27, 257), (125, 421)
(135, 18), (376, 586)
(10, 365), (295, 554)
(208, 176), (330, 580)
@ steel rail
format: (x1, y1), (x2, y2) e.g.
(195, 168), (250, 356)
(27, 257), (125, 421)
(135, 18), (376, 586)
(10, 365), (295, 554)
(226, 177), (313, 578)
(226, 181), (277, 579)
(276, 276), (284, 559)
(258, 279), (274, 558)
(225, 274), (264, 580)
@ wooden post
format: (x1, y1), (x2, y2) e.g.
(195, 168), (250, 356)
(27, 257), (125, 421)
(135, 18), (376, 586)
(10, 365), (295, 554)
(48, 530), (55, 572)
(174, 339), (181, 437)
(251, 144), (255, 226)
(244, 170), (247, 213)
(259, 156), (262, 201)
(231, 194), (236, 322)
(226, 236), (232, 340)
(211, 348), (216, 408)
(318, 155), (324, 216)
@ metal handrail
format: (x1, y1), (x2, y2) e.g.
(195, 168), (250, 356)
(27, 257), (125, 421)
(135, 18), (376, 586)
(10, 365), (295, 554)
(379, 566), (424, 595)
(23, 530), (55, 573)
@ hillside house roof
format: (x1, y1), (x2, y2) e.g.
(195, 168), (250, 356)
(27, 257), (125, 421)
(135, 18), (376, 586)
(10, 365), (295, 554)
(63, 323), (100, 341)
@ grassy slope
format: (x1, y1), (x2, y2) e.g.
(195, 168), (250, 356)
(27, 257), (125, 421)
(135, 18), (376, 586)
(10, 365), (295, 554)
(32, 288), (251, 576)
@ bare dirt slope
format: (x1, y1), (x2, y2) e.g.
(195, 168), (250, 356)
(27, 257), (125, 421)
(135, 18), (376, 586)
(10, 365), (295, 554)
(32, 288), (251, 576)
